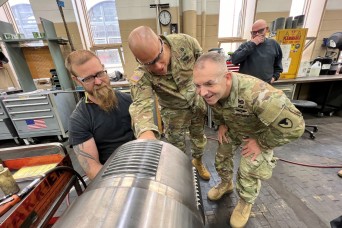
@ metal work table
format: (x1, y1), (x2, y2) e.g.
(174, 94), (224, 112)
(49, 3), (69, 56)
(274, 74), (342, 115)
(274, 74), (342, 85)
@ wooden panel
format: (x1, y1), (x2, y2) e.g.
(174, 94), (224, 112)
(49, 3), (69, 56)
(22, 46), (55, 79)
(206, 15), (219, 26)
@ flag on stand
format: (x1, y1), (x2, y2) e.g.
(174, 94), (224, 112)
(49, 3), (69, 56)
(26, 119), (47, 129)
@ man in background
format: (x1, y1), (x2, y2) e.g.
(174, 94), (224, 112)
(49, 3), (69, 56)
(127, 26), (210, 180)
(193, 52), (304, 227)
(232, 19), (283, 84)
(65, 50), (135, 179)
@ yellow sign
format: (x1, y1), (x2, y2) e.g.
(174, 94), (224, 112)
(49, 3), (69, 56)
(276, 28), (308, 79)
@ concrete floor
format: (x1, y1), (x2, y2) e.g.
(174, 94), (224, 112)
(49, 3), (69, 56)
(0, 112), (341, 227)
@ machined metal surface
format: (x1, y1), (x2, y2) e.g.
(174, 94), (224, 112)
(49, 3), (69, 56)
(54, 140), (204, 228)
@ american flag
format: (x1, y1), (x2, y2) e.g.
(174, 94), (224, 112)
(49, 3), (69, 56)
(26, 119), (47, 129)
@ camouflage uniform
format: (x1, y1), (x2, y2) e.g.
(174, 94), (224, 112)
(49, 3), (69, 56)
(128, 34), (207, 157)
(211, 73), (305, 204)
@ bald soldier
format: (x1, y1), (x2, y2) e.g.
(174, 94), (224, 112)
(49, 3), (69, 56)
(127, 26), (210, 180)
(193, 52), (304, 227)
(232, 19), (283, 84)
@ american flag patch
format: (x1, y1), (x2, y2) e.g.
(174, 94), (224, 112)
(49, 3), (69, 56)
(26, 119), (47, 129)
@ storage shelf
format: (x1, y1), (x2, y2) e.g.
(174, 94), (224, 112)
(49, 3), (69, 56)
(0, 37), (68, 46)
(0, 18), (74, 91)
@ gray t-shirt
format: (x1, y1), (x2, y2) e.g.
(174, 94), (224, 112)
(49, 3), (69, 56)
(69, 90), (135, 164)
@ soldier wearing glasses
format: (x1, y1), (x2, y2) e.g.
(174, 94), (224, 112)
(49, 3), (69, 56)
(65, 50), (135, 179)
(127, 26), (211, 180)
(232, 19), (283, 84)
(193, 52), (304, 227)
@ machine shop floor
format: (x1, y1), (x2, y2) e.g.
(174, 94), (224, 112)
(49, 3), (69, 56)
(201, 113), (342, 228)
(0, 113), (341, 228)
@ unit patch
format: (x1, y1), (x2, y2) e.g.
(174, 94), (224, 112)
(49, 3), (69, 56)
(278, 118), (293, 128)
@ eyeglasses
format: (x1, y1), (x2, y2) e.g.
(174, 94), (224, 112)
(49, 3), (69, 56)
(77, 70), (107, 84)
(251, 28), (266, 36)
(135, 38), (164, 66)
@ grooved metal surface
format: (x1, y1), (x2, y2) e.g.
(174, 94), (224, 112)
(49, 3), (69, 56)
(102, 141), (162, 178)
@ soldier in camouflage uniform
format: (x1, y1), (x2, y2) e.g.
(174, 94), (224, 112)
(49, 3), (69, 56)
(193, 52), (305, 228)
(127, 26), (211, 180)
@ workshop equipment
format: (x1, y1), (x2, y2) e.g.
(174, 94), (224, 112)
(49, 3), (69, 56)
(1, 90), (76, 144)
(54, 139), (205, 228)
(312, 56), (333, 75)
(0, 164), (19, 195)
(0, 143), (83, 227)
(0, 97), (21, 144)
(0, 177), (41, 217)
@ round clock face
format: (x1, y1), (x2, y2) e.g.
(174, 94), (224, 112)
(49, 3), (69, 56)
(159, 10), (171, 26)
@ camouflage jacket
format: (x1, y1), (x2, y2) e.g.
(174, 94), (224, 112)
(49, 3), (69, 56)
(128, 34), (206, 138)
(211, 73), (305, 149)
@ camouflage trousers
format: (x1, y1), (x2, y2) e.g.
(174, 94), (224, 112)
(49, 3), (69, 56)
(215, 139), (276, 204)
(161, 107), (207, 158)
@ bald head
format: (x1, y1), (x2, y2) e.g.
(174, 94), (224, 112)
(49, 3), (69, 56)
(128, 26), (160, 61)
(252, 19), (268, 31)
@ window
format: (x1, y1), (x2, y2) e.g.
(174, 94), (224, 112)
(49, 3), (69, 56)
(218, 0), (247, 53)
(75, 0), (124, 74)
(8, 0), (39, 39)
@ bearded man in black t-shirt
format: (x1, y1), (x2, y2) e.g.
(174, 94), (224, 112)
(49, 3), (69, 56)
(65, 50), (135, 180)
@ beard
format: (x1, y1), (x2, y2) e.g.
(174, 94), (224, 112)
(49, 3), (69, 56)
(92, 84), (118, 112)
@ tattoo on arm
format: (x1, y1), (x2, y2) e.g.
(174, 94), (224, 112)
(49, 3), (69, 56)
(73, 144), (97, 174)
(74, 144), (96, 161)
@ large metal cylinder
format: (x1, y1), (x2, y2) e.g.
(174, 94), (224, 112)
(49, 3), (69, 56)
(54, 140), (205, 228)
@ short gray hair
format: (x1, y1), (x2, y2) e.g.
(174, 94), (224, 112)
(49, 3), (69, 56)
(194, 52), (227, 75)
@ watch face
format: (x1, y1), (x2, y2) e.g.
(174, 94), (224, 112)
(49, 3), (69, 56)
(159, 10), (171, 26)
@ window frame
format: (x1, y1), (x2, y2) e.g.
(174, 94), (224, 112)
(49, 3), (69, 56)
(73, 0), (125, 72)
(4, 1), (39, 39)
(218, 0), (248, 53)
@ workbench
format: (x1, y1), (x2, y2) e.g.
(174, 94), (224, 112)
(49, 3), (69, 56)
(274, 74), (342, 115)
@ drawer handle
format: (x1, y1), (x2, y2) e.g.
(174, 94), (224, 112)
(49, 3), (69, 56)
(6, 102), (49, 108)
(4, 96), (47, 102)
(0, 112), (3, 115)
(12, 115), (54, 121)
(9, 109), (51, 115)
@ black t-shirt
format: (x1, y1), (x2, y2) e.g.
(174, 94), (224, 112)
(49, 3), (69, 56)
(69, 91), (135, 164)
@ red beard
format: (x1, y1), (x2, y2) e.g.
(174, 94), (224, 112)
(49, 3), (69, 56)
(93, 84), (117, 112)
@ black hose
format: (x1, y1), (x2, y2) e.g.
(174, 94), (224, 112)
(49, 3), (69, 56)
(44, 166), (87, 189)
(207, 136), (342, 168)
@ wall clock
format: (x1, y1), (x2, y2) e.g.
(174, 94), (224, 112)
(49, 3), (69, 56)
(159, 10), (171, 26)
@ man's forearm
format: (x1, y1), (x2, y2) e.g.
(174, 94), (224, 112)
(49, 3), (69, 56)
(231, 42), (256, 65)
(73, 144), (102, 180)
(138, 130), (157, 139)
